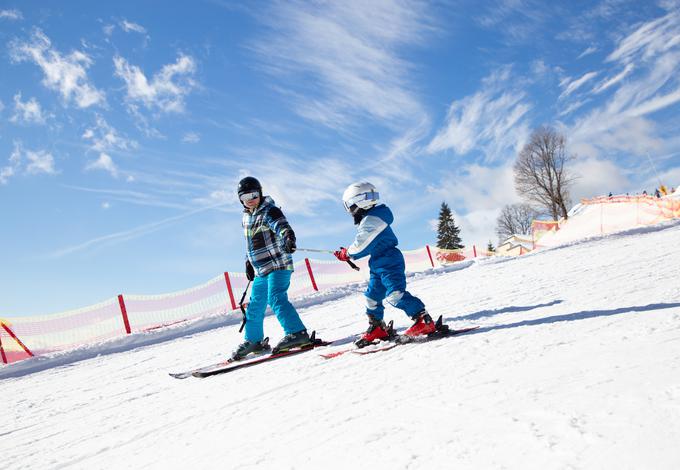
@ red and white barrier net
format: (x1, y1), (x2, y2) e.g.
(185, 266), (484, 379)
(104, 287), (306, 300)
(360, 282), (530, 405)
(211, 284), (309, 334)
(534, 195), (680, 249)
(1, 245), (487, 365)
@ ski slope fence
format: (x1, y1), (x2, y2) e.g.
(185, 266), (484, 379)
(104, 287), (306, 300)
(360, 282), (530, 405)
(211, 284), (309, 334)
(532, 195), (680, 249)
(0, 245), (487, 365)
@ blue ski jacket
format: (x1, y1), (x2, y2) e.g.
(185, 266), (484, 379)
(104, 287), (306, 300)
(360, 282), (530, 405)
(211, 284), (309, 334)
(346, 204), (400, 262)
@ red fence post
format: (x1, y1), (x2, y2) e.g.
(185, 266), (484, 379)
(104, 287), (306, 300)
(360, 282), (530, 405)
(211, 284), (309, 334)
(0, 333), (6, 364)
(305, 258), (319, 291)
(1, 322), (33, 358)
(224, 272), (237, 311)
(473, 245), (477, 258)
(117, 295), (132, 334)
(425, 245), (435, 268)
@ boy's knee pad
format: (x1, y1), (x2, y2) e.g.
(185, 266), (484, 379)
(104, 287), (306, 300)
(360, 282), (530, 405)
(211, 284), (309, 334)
(365, 297), (380, 310)
(385, 290), (404, 307)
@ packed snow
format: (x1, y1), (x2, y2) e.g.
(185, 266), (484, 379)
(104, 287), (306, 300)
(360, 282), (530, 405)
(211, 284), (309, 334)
(3, 220), (680, 469)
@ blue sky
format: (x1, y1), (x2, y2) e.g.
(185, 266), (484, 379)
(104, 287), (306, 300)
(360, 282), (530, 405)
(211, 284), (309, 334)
(2, 0), (680, 316)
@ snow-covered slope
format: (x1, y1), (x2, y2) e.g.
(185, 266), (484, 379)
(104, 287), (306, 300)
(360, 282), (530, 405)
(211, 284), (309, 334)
(3, 221), (680, 469)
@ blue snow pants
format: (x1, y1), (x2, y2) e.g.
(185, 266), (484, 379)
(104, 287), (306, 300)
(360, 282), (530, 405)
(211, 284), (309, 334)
(244, 269), (306, 342)
(365, 246), (425, 320)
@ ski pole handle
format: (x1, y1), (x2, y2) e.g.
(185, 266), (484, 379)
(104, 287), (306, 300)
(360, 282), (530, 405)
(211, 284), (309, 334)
(346, 260), (360, 271)
(298, 247), (360, 271)
(238, 280), (251, 333)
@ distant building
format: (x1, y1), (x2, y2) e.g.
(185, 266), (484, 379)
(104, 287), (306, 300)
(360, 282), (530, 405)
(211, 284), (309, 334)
(495, 234), (534, 256)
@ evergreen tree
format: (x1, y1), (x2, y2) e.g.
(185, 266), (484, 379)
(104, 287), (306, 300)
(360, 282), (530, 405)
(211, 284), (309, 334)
(436, 202), (464, 250)
(487, 240), (495, 253)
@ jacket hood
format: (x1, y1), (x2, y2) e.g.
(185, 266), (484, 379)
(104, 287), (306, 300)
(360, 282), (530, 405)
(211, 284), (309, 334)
(367, 204), (393, 224)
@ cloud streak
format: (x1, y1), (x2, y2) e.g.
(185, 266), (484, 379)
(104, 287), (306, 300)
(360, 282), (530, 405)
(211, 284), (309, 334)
(1, 141), (56, 184)
(9, 29), (104, 108)
(250, 0), (433, 130)
(427, 67), (531, 163)
(560, 71), (599, 98)
(564, 11), (680, 160)
(50, 202), (226, 258)
(0, 9), (22, 20)
(10, 93), (47, 124)
(114, 54), (197, 113)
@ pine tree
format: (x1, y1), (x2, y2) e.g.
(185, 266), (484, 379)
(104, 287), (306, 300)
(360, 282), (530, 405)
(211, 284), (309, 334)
(436, 202), (464, 250)
(487, 240), (495, 252)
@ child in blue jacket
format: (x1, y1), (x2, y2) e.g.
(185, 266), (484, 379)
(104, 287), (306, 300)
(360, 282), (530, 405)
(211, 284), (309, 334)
(334, 182), (435, 347)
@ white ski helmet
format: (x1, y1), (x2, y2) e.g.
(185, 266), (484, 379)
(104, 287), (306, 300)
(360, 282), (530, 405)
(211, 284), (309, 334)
(342, 181), (380, 215)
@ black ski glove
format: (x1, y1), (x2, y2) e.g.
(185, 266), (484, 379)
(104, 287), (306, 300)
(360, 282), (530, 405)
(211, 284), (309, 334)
(283, 236), (296, 254)
(245, 259), (255, 281)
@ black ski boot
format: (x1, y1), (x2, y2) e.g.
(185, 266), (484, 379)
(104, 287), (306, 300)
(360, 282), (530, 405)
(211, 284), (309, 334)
(272, 330), (312, 354)
(231, 337), (271, 361)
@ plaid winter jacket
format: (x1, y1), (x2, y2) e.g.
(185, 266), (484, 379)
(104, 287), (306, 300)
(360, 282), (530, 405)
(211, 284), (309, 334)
(243, 196), (296, 277)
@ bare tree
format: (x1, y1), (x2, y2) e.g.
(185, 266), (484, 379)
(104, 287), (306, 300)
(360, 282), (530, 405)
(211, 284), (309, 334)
(514, 126), (575, 220)
(495, 203), (539, 242)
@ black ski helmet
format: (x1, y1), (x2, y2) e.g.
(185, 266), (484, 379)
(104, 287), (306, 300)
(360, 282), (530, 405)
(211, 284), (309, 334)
(237, 176), (262, 198)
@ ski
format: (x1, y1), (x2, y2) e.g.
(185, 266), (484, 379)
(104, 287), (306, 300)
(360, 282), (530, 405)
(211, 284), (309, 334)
(169, 331), (331, 379)
(320, 317), (478, 359)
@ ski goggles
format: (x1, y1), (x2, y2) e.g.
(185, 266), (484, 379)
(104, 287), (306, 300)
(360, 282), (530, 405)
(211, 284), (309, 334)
(343, 191), (379, 212)
(239, 191), (260, 202)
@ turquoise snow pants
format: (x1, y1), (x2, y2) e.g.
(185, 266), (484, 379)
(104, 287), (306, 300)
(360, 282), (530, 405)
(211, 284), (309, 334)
(244, 269), (306, 342)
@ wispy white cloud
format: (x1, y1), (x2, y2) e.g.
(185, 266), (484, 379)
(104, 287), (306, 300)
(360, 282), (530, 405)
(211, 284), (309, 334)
(577, 46), (598, 59)
(85, 153), (119, 178)
(49, 201), (226, 258)
(558, 99), (590, 117)
(0, 9), (22, 20)
(475, 0), (550, 43)
(120, 19), (146, 34)
(25, 149), (56, 175)
(0, 166), (15, 185)
(114, 54), (197, 113)
(592, 63), (635, 93)
(0, 143), (20, 185)
(427, 67), (531, 163)
(10, 93), (47, 124)
(260, 158), (353, 216)
(564, 11), (680, 159)
(606, 11), (680, 64)
(2, 141), (57, 183)
(659, 0), (680, 11)
(82, 115), (137, 153)
(9, 29), (105, 108)
(182, 132), (200, 143)
(250, 0), (433, 130)
(560, 71), (599, 98)
(557, 0), (652, 44)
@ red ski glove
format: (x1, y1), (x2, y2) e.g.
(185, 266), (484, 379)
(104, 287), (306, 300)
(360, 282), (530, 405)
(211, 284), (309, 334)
(334, 247), (350, 262)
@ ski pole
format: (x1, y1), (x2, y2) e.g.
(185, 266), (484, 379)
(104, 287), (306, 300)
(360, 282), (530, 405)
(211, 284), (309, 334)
(296, 248), (334, 253)
(297, 247), (360, 271)
(238, 280), (251, 333)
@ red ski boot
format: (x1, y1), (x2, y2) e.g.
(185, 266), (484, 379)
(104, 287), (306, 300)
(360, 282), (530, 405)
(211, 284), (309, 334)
(404, 311), (436, 337)
(355, 316), (394, 348)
